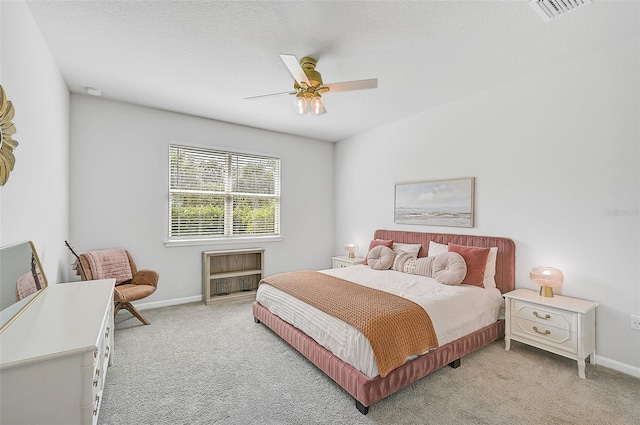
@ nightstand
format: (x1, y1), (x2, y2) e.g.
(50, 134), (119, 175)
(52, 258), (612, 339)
(504, 288), (598, 379)
(331, 256), (364, 269)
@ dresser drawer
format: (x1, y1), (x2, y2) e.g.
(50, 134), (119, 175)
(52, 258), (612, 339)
(92, 339), (107, 400)
(511, 316), (578, 354)
(91, 307), (113, 425)
(100, 320), (112, 370)
(511, 300), (576, 331)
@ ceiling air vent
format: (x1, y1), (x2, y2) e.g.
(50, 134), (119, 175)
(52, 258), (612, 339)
(529, 0), (592, 22)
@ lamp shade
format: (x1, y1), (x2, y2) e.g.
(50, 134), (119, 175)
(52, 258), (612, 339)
(344, 242), (358, 259)
(530, 266), (564, 297)
(295, 94), (308, 115)
(310, 95), (325, 115)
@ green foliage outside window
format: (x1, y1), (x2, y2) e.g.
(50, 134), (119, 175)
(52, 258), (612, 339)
(169, 145), (280, 238)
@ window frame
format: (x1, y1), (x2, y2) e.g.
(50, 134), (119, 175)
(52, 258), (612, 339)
(166, 143), (282, 246)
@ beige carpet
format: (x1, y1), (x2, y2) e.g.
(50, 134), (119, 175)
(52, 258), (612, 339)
(98, 299), (640, 425)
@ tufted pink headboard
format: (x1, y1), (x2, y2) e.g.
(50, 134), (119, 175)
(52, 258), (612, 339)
(373, 230), (516, 294)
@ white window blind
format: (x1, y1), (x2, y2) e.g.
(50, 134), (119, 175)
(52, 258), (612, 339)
(169, 144), (280, 239)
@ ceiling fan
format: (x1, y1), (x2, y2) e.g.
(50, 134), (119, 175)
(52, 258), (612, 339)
(245, 54), (378, 115)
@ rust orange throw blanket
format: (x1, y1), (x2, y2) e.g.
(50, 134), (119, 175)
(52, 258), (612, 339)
(261, 270), (439, 378)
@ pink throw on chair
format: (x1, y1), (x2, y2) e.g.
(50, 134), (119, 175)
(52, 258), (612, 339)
(83, 248), (133, 284)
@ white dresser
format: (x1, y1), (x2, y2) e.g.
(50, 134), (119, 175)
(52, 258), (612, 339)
(0, 279), (115, 425)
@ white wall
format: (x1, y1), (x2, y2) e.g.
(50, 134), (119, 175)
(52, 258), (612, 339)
(335, 36), (639, 375)
(0, 1), (70, 283)
(69, 95), (334, 307)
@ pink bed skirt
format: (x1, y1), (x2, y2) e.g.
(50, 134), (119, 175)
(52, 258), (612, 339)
(253, 301), (505, 409)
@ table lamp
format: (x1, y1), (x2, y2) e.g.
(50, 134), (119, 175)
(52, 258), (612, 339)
(530, 266), (564, 297)
(344, 242), (358, 259)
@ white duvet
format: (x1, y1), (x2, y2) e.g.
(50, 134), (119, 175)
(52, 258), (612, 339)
(256, 265), (504, 379)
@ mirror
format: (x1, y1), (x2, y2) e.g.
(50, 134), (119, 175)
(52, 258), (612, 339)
(0, 241), (48, 332)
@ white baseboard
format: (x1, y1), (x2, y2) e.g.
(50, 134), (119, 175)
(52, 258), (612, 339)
(133, 295), (201, 311)
(595, 355), (640, 378)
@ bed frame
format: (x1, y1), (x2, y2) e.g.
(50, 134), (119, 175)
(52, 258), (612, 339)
(252, 230), (516, 414)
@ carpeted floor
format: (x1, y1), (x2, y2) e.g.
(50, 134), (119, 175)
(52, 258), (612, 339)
(98, 299), (640, 425)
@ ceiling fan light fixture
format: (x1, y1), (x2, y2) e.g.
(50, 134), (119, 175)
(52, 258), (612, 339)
(245, 54), (378, 116)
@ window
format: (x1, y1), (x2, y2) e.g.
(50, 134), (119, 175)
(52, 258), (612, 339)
(169, 144), (280, 240)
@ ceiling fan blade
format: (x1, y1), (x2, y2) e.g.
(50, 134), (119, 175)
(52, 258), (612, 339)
(279, 54), (311, 88)
(322, 78), (378, 94)
(244, 91), (295, 101)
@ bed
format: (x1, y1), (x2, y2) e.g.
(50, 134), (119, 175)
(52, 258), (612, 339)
(252, 230), (515, 414)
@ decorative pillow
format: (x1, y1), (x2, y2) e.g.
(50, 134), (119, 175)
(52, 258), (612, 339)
(431, 242), (497, 288)
(392, 250), (414, 272)
(483, 247), (498, 289)
(391, 243), (421, 258)
(448, 243), (490, 287)
(362, 239), (393, 265)
(388, 248), (468, 286)
(432, 252), (467, 286)
(367, 245), (395, 270)
(413, 256), (435, 277)
(402, 257), (417, 274)
(427, 241), (448, 257)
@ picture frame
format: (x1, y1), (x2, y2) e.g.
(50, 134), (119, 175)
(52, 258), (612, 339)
(394, 177), (475, 227)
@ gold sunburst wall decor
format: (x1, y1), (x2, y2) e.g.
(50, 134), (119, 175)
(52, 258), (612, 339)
(0, 84), (18, 186)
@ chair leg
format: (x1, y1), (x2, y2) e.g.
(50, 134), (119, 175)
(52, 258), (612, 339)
(114, 301), (150, 325)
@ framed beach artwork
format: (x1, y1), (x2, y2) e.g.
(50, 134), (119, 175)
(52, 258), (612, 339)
(394, 177), (475, 227)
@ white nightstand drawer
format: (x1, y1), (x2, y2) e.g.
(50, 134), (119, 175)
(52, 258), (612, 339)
(333, 260), (351, 268)
(511, 316), (577, 354)
(331, 256), (364, 269)
(512, 300), (576, 331)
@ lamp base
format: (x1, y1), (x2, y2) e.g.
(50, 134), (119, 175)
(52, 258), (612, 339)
(348, 252), (355, 259)
(539, 286), (554, 297)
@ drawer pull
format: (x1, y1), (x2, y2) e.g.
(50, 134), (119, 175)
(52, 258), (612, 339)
(105, 327), (110, 338)
(93, 395), (100, 415)
(533, 326), (551, 335)
(104, 346), (110, 358)
(93, 369), (100, 387)
(533, 311), (551, 320)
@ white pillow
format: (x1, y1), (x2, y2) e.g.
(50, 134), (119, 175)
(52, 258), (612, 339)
(427, 241), (448, 257)
(483, 247), (498, 289)
(392, 243), (421, 258)
(429, 241), (498, 289)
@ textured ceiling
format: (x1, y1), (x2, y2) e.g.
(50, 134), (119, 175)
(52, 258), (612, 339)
(25, 0), (639, 142)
